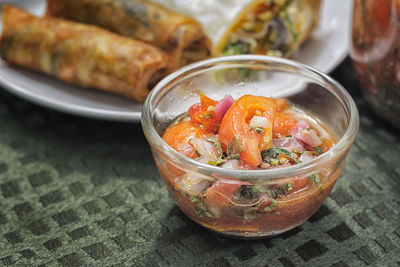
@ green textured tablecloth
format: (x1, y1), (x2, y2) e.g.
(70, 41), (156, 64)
(0, 59), (399, 267)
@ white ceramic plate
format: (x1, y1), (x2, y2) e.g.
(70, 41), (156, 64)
(0, 0), (351, 122)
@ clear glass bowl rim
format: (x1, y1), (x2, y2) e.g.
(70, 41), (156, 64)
(141, 55), (359, 180)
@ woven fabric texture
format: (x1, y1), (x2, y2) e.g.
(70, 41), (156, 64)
(0, 60), (399, 267)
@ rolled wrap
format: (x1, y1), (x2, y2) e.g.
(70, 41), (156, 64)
(149, 0), (321, 57)
(0, 5), (170, 102)
(46, 0), (212, 69)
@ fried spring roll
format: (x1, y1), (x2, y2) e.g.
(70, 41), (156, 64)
(150, 0), (321, 57)
(216, 0), (321, 57)
(46, 0), (212, 69)
(0, 5), (170, 101)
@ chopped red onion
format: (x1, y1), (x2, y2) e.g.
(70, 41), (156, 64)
(294, 129), (322, 147)
(299, 151), (315, 162)
(297, 120), (310, 129)
(181, 173), (213, 194)
(196, 156), (211, 164)
(307, 129), (322, 146)
(273, 137), (305, 152)
(290, 121), (322, 147)
(214, 95), (235, 122)
(191, 138), (221, 161)
(221, 160), (240, 169)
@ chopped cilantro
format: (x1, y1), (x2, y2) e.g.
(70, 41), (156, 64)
(228, 136), (244, 155)
(206, 137), (228, 165)
(208, 159), (226, 166)
(270, 158), (279, 165)
(242, 211), (257, 222)
(223, 41), (250, 55)
(262, 147), (301, 164)
(194, 201), (215, 218)
(207, 137), (223, 152)
(227, 153), (240, 160)
(315, 146), (323, 155)
(254, 127), (265, 134)
(264, 200), (277, 211)
(181, 191), (215, 218)
(279, 182), (294, 195)
(262, 148), (280, 161)
(309, 174), (320, 185)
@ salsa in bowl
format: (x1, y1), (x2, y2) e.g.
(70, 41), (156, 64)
(142, 55), (359, 238)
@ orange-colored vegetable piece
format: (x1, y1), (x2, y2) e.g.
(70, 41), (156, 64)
(218, 95), (277, 167)
(274, 98), (288, 112)
(162, 121), (207, 158)
(188, 94), (219, 133)
(205, 181), (244, 209)
(273, 113), (298, 138)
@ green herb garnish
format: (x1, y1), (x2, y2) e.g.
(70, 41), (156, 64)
(194, 201), (215, 218)
(315, 146), (323, 155)
(262, 147), (279, 161)
(208, 159), (227, 166)
(206, 137), (228, 165)
(264, 199), (277, 211)
(262, 147), (301, 164)
(309, 174), (321, 185)
(280, 0), (297, 52)
(242, 211), (257, 222)
(182, 191), (215, 218)
(228, 136), (244, 155)
(227, 153), (240, 160)
(207, 137), (223, 153)
(270, 158), (279, 165)
(279, 182), (294, 195)
(254, 127), (265, 134)
(223, 41), (250, 55)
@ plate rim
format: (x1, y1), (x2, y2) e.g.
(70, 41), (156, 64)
(0, 72), (140, 122)
(0, 0), (350, 122)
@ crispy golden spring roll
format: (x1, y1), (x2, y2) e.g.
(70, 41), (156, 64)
(150, 0), (321, 57)
(0, 5), (170, 101)
(46, 0), (212, 69)
(216, 0), (321, 57)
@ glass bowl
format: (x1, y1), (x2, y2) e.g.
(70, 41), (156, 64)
(142, 55), (359, 238)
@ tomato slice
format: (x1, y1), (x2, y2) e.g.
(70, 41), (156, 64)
(275, 177), (310, 195)
(273, 113), (298, 138)
(162, 121), (208, 158)
(188, 94), (219, 133)
(218, 95), (277, 167)
(205, 181), (250, 209)
(292, 177), (311, 193)
(274, 98), (288, 112)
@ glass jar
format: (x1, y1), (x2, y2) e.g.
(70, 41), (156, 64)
(350, 0), (400, 128)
